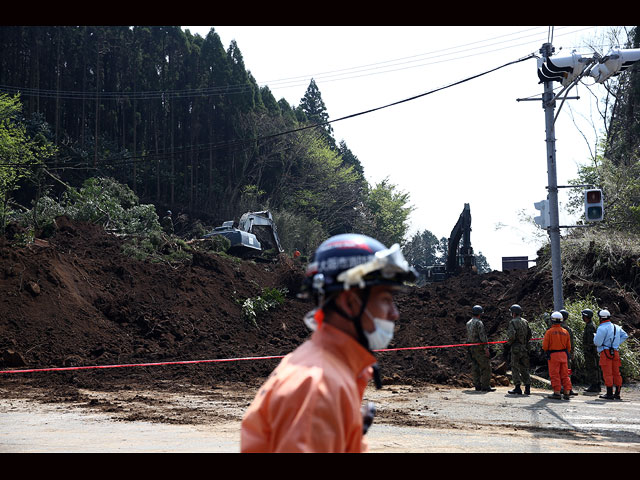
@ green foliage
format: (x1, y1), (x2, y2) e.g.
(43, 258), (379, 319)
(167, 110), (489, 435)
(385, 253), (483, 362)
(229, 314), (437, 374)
(474, 252), (492, 273)
(568, 156), (640, 233)
(298, 78), (333, 145)
(404, 229), (492, 273)
(13, 176), (161, 237)
(0, 93), (56, 233)
(8, 176), (198, 266)
(272, 208), (327, 257)
(237, 184), (266, 214)
(358, 177), (413, 248)
(67, 177), (155, 233)
(403, 229), (441, 270)
(283, 134), (363, 235)
(200, 234), (231, 253)
(241, 287), (288, 327)
(0, 28), (420, 250)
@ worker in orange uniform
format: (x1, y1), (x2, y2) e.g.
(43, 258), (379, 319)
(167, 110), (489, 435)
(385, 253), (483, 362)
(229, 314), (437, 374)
(542, 311), (572, 400)
(240, 233), (417, 452)
(594, 309), (628, 400)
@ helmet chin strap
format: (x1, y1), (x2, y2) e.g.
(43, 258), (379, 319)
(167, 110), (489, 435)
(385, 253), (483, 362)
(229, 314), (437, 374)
(325, 289), (383, 389)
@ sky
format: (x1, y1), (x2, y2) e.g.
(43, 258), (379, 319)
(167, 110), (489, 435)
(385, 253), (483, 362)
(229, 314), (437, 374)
(183, 26), (629, 271)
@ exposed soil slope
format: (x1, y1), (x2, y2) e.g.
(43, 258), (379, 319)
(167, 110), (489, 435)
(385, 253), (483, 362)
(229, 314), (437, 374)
(1, 217), (638, 394)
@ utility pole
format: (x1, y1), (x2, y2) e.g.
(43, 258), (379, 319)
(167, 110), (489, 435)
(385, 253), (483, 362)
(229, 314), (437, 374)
(529, 39), (640, 310)
(540, 42), (564, 310)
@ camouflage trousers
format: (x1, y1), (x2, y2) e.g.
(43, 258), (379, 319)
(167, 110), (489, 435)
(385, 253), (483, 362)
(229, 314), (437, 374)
(510, 345), (531, 385)
(468, 345), (491, 389)
(584, 347), (600, 386)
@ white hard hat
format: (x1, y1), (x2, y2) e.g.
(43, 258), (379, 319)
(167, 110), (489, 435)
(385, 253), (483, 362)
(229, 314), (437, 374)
(551, 311), (563, 322)
(598, 309), (611, 318)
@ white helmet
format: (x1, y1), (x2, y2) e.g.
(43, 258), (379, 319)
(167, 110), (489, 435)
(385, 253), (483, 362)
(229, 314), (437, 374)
(598, 309), (611, 319)
(551, 311), (563, 323)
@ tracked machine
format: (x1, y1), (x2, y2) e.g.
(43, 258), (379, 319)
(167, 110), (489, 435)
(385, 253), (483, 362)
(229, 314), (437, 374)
(203, 210), (284, 258)
(425, 203), (476, 282)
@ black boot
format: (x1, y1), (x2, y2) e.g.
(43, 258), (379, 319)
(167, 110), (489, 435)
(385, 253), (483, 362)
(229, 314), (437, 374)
(584, 384), (601, 393)
(614, 386), (622, 400)
(508, 384), (522, 395)
(524, 384), (530, 395)
(599, 387), (614, 400)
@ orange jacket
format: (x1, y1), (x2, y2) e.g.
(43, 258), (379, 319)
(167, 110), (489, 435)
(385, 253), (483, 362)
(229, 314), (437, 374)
(240, 322), (376, 453)
(542, 324), (572, 353)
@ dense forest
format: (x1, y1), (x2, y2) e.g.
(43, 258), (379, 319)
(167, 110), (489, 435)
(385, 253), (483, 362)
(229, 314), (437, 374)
(0, 26), (415, 253)
(1, 26), (639, 273)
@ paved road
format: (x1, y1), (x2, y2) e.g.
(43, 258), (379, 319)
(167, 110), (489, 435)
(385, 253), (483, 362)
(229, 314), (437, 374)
(1, 384), (639, 452)
(365, 384), (640, 452)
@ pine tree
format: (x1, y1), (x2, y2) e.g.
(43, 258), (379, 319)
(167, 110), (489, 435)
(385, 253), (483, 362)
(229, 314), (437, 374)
(298, 79), (335, 149)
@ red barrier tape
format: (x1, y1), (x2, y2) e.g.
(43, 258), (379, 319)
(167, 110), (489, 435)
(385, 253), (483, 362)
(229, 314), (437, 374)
(375, 338), (542, 353)
(0, 338), (543, 375)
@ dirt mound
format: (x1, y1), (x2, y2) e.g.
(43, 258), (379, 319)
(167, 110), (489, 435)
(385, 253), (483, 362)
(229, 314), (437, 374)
(1, 217), (638, 393)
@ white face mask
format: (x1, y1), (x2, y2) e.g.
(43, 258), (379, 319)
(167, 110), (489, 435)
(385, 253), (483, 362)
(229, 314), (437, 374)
(351, 293), (396, 350)
(364, 315), (395, 350)
(304, 309), (319, 331)
(304, 299), (396, 350)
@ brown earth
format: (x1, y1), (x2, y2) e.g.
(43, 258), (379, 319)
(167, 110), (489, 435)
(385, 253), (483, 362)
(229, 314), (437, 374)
(1, 216), (639, 403)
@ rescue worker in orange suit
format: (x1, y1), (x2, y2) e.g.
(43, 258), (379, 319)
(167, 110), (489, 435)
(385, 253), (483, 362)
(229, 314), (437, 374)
(542, 311), (572, 400)
(558, 309), (577, 396)
(594, 309), (628, 400)
(240, 233), (417, 452)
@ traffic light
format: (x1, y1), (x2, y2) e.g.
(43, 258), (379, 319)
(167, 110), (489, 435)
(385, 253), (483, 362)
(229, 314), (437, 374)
(534, 199), (550, 229)
(590, 48), (640, 83)
(537, 52), (586, 87)
(584, 189), (604, 222)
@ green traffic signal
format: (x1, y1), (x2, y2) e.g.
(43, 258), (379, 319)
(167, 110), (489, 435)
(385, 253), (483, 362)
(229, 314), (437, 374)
(587, 206), (603, 220)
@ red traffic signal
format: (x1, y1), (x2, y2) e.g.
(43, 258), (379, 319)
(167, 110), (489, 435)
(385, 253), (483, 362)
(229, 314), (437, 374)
(586, 189), (601, 203)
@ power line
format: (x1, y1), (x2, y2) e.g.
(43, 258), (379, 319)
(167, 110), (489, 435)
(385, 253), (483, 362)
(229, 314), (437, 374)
(0, 52), (537, 170)
(260, 26), (594, 87)
(261, 27), (547, 84)
(0, 26), (597, 101)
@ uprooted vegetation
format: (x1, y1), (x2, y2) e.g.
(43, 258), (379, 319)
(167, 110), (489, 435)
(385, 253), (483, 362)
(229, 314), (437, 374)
(1, 177), (639, 390)
(1, 212), (638, 396)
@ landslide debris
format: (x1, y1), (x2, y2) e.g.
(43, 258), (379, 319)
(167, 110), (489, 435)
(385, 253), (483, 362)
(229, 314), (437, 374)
(1, 217), (638, 393)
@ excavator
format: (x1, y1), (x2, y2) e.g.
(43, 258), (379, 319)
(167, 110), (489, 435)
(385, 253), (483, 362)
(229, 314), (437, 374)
(203, 210), (284, 257)
(424, 203), (476, 282)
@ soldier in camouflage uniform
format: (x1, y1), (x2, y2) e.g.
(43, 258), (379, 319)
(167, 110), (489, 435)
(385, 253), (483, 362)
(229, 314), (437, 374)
(581, 308), (601, 393)
(506, 304), (532, 395)
(466, 305), (494, 392)
(161, 210), (174, 235)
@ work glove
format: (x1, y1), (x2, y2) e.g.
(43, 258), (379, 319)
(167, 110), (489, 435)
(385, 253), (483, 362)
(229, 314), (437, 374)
(361, 402), (376, 435)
